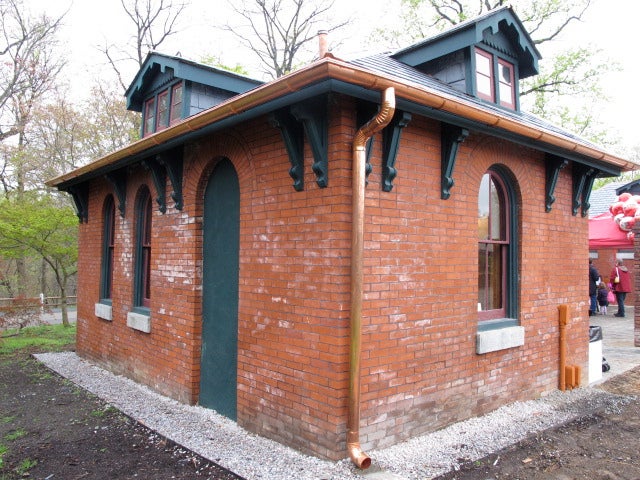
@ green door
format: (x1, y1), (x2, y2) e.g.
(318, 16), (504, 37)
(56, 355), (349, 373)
(200, 159), (239, 420)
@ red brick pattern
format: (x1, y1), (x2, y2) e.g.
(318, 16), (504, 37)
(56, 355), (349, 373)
(76, 97), (590, 460)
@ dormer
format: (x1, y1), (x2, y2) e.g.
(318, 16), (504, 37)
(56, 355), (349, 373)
(391, 6), (540, 111)
(125, 52), (263, 137)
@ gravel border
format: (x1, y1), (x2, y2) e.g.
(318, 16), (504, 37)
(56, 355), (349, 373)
(34, 352), (632, 480)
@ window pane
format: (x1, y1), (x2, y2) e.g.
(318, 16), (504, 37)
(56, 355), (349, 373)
(144, 98), (155, 135)
(102, 197), (115, 299)
(476, 51), (491, 75)
(476, 74), (492, 97)
(478, 243), (503, 311)
(157, 91), (169, 129)
(478, 174), (490, 239)
(489, 177), (503, 240)
(170, 84), (183, 124)
(498, 60), (514, 108)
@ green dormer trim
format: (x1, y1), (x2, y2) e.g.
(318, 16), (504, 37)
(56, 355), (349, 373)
(125, 52), (262, 112)
(391, 6), (540, 79)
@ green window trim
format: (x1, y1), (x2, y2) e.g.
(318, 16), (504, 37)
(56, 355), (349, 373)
(100, 195), (115, 302)
(478, 165), (519, 328)
(134, 187), (152, 308)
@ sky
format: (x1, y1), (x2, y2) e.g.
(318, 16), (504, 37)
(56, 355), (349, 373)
(26, 0), (640, 155)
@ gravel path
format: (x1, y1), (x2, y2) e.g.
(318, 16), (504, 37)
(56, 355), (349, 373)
(35, 351), (631, 480)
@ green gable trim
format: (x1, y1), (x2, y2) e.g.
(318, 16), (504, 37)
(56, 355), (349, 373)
(126, 52), (262, 112)
(392, 6), (540, 78)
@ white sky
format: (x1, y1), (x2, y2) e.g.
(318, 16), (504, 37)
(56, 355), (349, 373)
(26, 0), (640, 154)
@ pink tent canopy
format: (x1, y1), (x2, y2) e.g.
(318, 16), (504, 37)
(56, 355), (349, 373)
(589, 212), (634, 248)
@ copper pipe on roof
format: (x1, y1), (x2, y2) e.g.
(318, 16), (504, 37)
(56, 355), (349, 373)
(318, 30), (328, 58)
(347, 86), (396, 469)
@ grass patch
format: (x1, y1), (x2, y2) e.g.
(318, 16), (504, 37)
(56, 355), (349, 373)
(14, 457), (37, 475)
(0, 324), (76, 355)
(4, 429), (26, 442)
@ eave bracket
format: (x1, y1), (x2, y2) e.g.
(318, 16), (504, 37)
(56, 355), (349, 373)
(105, 171), (127, 218)
(441, 123), (469, 200)
(67, 183), (89, 223)
(545, 154), (568, 212)
(269, 110), (304, 191)
(382, 111), (412, 192)
(572, 165), (598, 217)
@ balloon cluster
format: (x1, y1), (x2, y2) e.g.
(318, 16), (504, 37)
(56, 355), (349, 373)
(609, 192), (638, 241)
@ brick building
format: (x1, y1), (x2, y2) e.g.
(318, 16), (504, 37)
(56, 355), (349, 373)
(47, 7), (636, 467)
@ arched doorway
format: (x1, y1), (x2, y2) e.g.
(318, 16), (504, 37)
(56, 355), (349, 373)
(199, 158), (239, 420)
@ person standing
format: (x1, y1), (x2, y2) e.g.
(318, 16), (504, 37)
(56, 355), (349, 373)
(610, 259), (632, 317)
(589, 259), (600, 316)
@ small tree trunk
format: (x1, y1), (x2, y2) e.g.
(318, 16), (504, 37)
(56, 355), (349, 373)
(59, 284), (69, 327)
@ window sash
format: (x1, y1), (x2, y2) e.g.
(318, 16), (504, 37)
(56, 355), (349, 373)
(101, 197), (115, 300)
(143, 98), (156, 136)
(170, 83), (183, 125)
(498, 59), (515, 108)
(156, 90), (169, 131)
(475, 48), (494, 102)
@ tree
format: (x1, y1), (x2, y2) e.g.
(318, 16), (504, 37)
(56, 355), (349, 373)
(374, 0), (615, 145)
(0, 0), (65, 143)
(101, 0), (187, 91)
(0, 194), (78, 326)
(223, 0), (350, 79)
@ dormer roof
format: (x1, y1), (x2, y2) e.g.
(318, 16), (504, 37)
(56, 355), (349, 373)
(391, 5), (540, 78)
(125, 52), (263, 112)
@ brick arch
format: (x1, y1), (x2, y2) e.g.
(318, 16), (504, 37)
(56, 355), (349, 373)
(458, 134), (531, 206)
(183, 130), (257, 219)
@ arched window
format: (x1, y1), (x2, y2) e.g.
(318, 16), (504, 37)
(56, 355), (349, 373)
(478, 167), (518, 322)
(134, 187), (152, 309)
(100, 195), (116, 303)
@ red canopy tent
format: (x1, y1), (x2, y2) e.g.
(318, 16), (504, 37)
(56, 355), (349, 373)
(589, 212), (634, 248)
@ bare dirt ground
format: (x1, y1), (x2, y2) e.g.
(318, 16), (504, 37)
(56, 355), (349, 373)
(1, 342), (639, 480)
(0, 345), (243, 480)
(434, 367), (640, 480)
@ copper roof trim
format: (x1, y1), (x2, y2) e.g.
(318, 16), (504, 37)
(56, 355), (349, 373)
(47, 57), (635, 188)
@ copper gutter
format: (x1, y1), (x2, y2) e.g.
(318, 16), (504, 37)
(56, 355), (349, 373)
(347, 87), (396, 469)
(47, 57), (635, 188)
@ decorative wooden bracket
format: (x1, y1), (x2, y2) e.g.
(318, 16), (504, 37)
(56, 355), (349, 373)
(269, 110), (304, 191)
(572, 165), (596, 216)
(581, 168), (599, 217)
(291, 97), (328, 188)
(105, 171), (127, 218)
(544, 154), (568, 212)
(143, 158), (167, 213)
(156, 150), (183, 210)
(382, 111), (412, 192)
(441, 123), (469, 200)
(67, 183), (89, 223)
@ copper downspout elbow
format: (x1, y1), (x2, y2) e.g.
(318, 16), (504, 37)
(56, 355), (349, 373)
(348, 87), (396, 469)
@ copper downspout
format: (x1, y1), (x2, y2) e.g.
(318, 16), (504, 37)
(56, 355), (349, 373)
(558, 304), (568, 390)
(348, 87), (396, 469)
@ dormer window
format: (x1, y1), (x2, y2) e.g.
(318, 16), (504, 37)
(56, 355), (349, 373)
(169, 83), (183, 125)
(157, 91), (169, 131)
(144, 98), (156, 136)
(142, 81), (184, 137)
(475, 48), (516, 110)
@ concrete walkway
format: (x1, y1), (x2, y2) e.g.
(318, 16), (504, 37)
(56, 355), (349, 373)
(591, 306), (640, 381)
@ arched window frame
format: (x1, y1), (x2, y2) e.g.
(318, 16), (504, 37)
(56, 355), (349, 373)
(478, 166), (519, 328)
(100, 195), (116, 304)
(134, 187), (152, 310)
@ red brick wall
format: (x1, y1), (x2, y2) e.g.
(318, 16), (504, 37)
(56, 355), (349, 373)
(75, 94), (591, 460)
